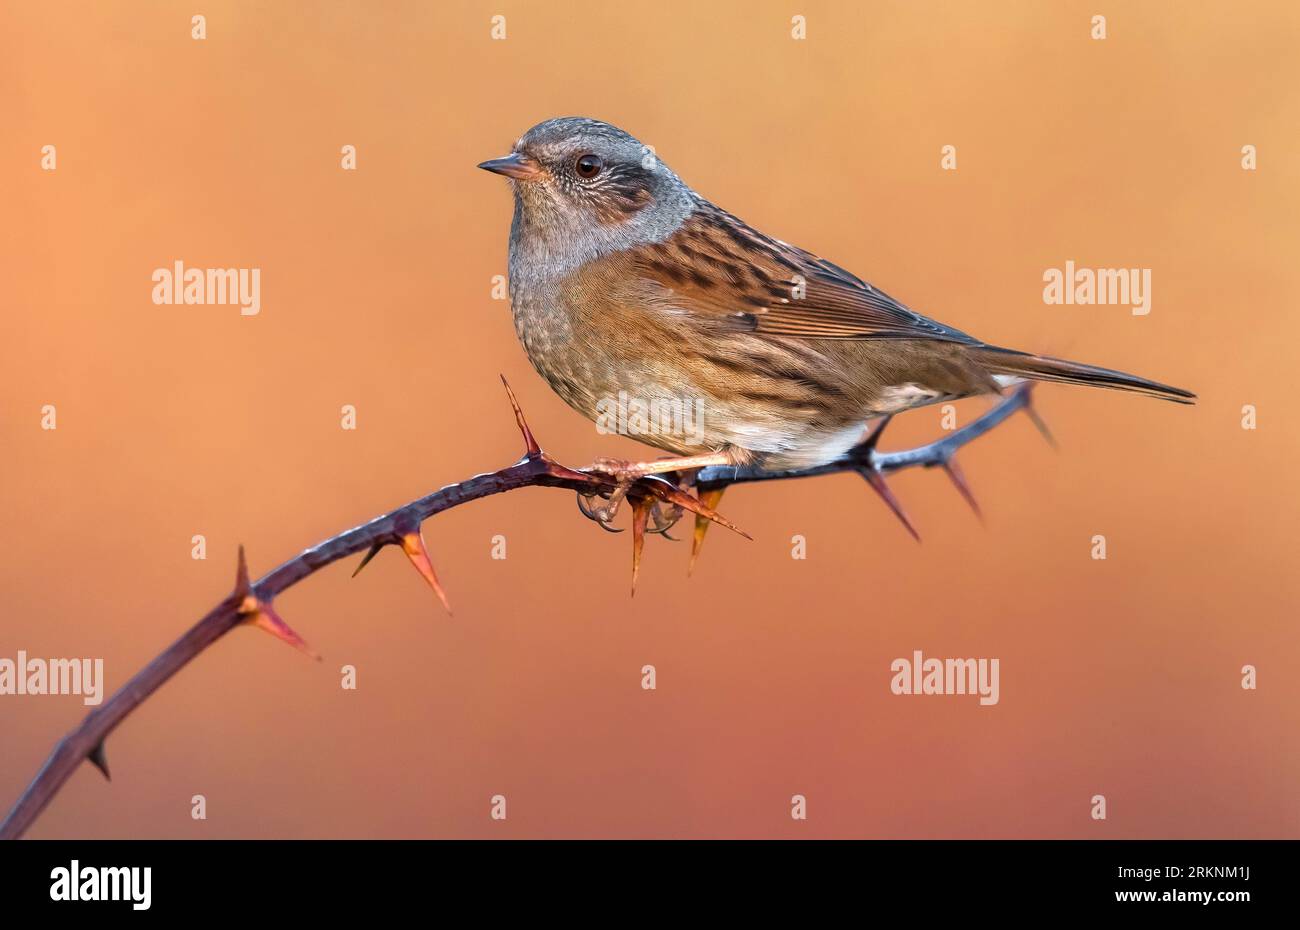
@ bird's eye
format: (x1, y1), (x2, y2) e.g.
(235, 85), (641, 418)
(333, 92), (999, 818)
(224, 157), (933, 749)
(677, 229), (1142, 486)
(575, 153), (603, 179)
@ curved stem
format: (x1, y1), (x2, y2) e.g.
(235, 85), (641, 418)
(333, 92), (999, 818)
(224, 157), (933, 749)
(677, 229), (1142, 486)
(0, 383), (1034, 839)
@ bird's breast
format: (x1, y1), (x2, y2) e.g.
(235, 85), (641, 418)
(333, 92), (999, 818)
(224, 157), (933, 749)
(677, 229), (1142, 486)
(507, 271), (604, 418)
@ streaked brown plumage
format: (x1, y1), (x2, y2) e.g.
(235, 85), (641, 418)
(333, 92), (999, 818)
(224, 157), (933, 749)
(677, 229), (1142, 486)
(481, 117), (1195, 484)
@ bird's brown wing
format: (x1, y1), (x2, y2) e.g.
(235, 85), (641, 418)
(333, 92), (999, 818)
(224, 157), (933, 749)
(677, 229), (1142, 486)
(622, 200), (982, 345)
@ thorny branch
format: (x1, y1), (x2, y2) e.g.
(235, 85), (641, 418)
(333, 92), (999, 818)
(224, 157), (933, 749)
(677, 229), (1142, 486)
(0, 378), (1038, 839)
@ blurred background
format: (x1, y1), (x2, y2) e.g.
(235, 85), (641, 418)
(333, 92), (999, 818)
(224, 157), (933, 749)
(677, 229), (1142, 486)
(1, 0), (1296, 838)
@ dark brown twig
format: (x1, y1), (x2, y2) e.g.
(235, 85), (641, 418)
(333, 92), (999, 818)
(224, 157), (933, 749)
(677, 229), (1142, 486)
(0, 379), (1035, 839)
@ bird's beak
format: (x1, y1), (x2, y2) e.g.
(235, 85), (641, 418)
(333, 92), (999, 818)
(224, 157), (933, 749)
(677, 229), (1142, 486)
(477, 152), (541, 180)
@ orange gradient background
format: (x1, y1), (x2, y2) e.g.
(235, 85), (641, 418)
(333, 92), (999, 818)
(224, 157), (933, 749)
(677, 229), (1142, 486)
(2, 1), (1297, 838)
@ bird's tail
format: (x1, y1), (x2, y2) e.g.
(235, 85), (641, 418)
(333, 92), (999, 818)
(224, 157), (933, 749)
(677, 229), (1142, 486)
(972, 345), (1196, 404)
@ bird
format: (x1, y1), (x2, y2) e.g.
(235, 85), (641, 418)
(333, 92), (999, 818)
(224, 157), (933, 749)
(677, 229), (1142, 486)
(478, 117), (1194, 523)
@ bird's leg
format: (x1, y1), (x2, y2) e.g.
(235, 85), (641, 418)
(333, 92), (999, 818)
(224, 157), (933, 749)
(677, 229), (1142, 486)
(580, 452), (734, 525)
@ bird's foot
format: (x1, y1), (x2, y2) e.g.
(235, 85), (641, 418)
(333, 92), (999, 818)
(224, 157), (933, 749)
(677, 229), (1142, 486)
(574, 458), (703, 533)
(577, 457), (640, 525)
(645, 496), (684, 537)
(576, 486), (683, 534)
(575, 487), (627, 532)
(639, 475), (687, 537)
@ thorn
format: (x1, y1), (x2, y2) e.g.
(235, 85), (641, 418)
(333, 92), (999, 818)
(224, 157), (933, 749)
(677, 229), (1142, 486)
(941, 458), (983, 523)
(352, 542), (384, 578)
(689, 487), (727, 576)
(87, 741), (110, 781)
(861, 414), (893, 453)
(857, 467), (921, 542)
(642, 478), (751, 541)
(630, 496), (651, 596)
(552, 461), (605, 486)
(241, 598), (320, 661)
(233, 544), (252, 600)
(1021, 385), (1056, 449)
(400, 530), (453, 615)
(232, 550), (319, 659)
(500, 375), (541, 457)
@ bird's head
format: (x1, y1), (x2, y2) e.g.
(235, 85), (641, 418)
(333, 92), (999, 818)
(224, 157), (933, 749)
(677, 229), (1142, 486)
(479, 117), (693, 259)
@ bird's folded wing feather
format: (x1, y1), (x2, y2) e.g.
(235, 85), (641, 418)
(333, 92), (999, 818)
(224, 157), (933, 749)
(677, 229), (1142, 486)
(618, 201), (980, 345)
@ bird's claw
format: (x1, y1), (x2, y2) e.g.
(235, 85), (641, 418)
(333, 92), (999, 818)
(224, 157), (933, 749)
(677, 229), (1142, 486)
(576, 489), (626, 532)
(575, 457), (637, 525)
(644, 498), (684, 536)
(631, 474), (687, 536)
(575, 470), (684, 536)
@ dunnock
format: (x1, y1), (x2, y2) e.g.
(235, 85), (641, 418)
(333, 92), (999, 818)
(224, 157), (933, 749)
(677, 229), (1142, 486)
(480, 118), (1194, 520)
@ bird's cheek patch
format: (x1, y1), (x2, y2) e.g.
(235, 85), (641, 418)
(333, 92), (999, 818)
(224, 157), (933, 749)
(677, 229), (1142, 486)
(594, 185), (654, 225)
